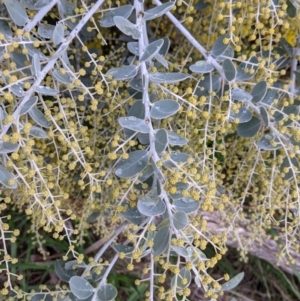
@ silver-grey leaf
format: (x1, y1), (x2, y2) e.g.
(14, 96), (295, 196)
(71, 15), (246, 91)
(10, 84), (24, 97)
(38, 24), (55, 39)
(0, 164), (17, 189)
(69, 276), (93, 300)
(137, 190), (166, 217)
(189, 61), (214, 73)
(32, 54), (41, 78)
(118, 116), (149, 133)
(115, 150), (149, 178)
(257, 134), (281, 150)
(5, 0), (28, 26)
(143, 2), (175, 21)
(113, 16), (140, 39)
(155, 129), (168, 154)
(52, 70), (73, 84)
(20, 96), (38, 115)
(150, 100), (180, 119)
(140, 39), (164, 62)
(0, 141), (19, 154)
(97, 284), (118, 301)
(222, 272), (244, 291)
(153, 225), (170, 255)
(106, 66), (138, 81)
(99, 5), (134, 28)
(223, 58), (236, 81)
(29, 126), (48, 138)
(229, 108), (252, 123)
(35, 86), (60, 96)
(173, 211), (188, 230)
(149, 72), (189, 83)
(167, 131), (188, 145)
(53, 23), (64, 45)
(0, 20), (12, 37)
(29, 107), (51, 128)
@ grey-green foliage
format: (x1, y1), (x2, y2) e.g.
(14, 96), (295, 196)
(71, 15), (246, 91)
(2, 0), (299, 299)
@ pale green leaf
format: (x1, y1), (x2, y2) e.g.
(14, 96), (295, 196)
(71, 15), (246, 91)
(186, 246), (207, 264)
(57, 0), (78, 30)
(137, 133), (150, 145)
(138, 164), (154, 182)
(159, 37), (170, 56)
(64, 260), (87, 270)
(130, 77), (143, 92)
(21, 0), (49, 9)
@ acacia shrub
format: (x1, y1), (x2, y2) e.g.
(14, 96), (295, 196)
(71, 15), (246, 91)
(0, 0), (300, 300)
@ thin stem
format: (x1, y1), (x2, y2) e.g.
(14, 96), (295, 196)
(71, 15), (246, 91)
(23, 0), (60, 32)
(152, 0), (224, 77)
